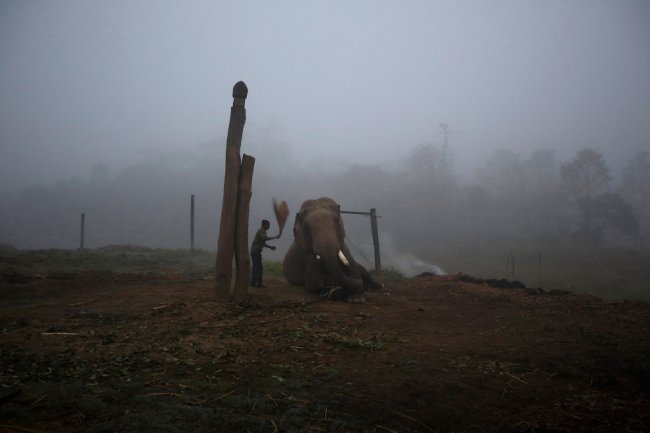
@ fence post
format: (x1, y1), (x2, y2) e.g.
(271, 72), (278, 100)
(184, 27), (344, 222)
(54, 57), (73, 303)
(80, 213), (85, 251)
(190, 194), (195, 251)
(369, 208), (381, 272)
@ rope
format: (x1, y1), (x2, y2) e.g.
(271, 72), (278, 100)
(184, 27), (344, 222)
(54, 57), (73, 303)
(345, 237), (372, 266)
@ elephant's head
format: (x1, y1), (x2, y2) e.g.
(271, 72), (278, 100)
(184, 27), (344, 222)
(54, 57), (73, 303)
(291, 198), (363, 292)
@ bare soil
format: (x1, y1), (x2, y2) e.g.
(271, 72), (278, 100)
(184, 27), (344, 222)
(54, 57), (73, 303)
(1, 267), (649, 432)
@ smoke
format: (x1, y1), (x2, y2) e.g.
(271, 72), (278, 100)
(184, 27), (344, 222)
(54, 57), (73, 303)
(383, 249), (446, 277)
(347, 232), (446, 277)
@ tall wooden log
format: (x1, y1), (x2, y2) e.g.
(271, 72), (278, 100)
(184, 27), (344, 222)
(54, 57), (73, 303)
(215, 81), (248, 300)
(232, 154), (256, 303)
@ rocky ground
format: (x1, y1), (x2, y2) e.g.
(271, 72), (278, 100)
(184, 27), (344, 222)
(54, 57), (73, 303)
(1, 259), (649, 432)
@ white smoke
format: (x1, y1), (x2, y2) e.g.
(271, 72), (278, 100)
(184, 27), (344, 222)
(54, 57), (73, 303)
(347, 232), (446, 277)
(382, 249), (446, 277)
(386, 253), (445, 277)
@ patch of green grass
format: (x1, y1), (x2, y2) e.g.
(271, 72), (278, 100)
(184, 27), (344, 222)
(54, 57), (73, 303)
(263, 260), (283, 277)
(0, 246), (215, 275)
(378, 267), (404, 278)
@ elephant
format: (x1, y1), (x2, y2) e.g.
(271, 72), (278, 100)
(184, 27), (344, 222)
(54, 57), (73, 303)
(282, 197), (383, 302)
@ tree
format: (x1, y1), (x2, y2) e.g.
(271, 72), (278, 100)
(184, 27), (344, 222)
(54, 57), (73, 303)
(438, 122), (453, 182)
(525, 149), (560, 191)
(574, 193), (639, 245)
(331, 164), (392, 208)
(561, 149), (611, 201)
(620, 151), (650, 248)
(476, 149), (525, 198)
(403, 143), (441, 185)
(474, 149), (567, 244)
(562, 149), (638, 246)
(561, 149), (611, 244)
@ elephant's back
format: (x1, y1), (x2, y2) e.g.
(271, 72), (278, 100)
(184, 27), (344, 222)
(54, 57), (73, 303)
(299, 197), (339, 214)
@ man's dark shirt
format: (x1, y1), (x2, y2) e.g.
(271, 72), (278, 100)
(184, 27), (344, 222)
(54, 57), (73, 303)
(251, 227), (271, 254)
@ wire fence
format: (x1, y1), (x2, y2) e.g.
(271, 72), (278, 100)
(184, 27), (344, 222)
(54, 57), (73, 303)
(60, 196), (384, 270)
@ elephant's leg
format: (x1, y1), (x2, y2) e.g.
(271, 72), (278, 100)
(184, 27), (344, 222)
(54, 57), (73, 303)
(314, 262), (364, 302)
(358, 264), (383, 290)
(325, 285), (366, 303)
(346, 291), (367, 303)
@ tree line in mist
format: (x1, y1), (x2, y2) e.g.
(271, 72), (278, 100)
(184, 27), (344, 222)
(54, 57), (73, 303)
(0, 142), (647, 255)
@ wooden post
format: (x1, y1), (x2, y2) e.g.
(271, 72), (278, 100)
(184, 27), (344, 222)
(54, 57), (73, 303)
(232, 154), (255, 303)
(80, 213), (85, 251)
(369, 208), (381, 272)
(190, 194), (195, 251)
(340, 208), (382, 272)
(215, 82), (248, 300)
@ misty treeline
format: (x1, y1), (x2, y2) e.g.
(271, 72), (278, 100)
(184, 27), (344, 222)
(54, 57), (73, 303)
(0, 140), (647, 256)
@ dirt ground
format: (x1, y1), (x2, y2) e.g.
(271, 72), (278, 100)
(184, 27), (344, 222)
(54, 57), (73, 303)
(1, 266), (649, 432)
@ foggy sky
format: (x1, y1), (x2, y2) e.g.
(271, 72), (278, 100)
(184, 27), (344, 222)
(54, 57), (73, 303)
(1, 0), (649, 192)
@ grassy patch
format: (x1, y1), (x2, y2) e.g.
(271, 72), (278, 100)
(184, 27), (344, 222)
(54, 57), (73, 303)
(420, 245), (650, 301)
(378, 267), (404, 279)
(263, 260), (283, 277)
(0, 247), (215, 275)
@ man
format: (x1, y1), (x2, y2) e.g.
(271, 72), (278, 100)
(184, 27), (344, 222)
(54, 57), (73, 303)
(250, 219), (278, 288)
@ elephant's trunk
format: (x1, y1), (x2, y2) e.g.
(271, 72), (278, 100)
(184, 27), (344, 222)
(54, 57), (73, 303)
(318, 247), (363, 291)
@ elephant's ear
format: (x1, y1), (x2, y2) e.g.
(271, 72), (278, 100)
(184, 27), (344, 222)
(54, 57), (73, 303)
(293, 212), (305, 248)
(293, 212), (301, 232)
(335, 207), (347, 240)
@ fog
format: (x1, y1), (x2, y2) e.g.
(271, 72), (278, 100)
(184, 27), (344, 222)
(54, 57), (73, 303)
(1, 1), (649, 264)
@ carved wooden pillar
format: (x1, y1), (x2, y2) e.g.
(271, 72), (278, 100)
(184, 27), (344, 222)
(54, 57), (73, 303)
(215, 82), (248, 300)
